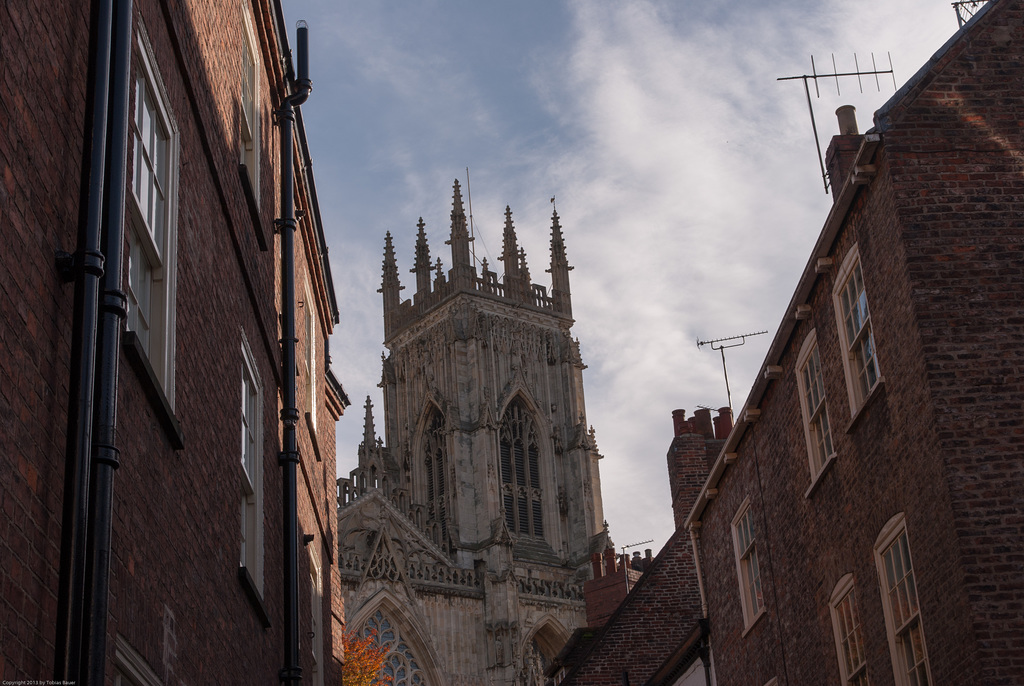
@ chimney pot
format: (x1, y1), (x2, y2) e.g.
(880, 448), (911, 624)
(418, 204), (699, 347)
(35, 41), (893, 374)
(836, 105), (858, 135)
(713, 407), (734, 440)
(693, 408), (714, 439)
(603, 547), (617, 575)
(672, 409), (688, 437)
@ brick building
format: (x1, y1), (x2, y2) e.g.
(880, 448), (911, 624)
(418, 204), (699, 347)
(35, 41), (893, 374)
(686, 1), (1024, 684)
(550, 1), (1024, 685)
(1, 1), (347, 684)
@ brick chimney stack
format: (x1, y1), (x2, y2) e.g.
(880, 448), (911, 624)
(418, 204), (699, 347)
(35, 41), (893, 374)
(826, 105), (864, 200)
(667, 409), (716, 531)
(584, 547), (643, 627)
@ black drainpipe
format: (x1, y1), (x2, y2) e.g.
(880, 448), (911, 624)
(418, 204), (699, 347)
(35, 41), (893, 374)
(54, 0), (114, 679)
(277, 21), (311, 684)
(81, 0), (133, 682)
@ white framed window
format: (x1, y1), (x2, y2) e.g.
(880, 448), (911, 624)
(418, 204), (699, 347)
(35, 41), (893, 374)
(830, 574), (870, 686)
(240, 332), (264, 592)
(304, 280), (317, 431)
(309, 548), (324, 686)
(732, 498), (764, 627)
(833, 246), (880, 414)
(127, 28), (179, 405)
(240, 8), (260, 202)
(874, 514), (931, 686)
(797, 330), (835, 479)
(114, 635), (162, 686)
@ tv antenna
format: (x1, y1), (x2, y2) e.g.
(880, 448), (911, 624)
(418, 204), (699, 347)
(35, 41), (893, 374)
(621, 539), (654, 555)
(466, 167), (477, 267)
(952, 1), (988, 27)
(697, 331), (768, 410)
(778, 53), (896, 193)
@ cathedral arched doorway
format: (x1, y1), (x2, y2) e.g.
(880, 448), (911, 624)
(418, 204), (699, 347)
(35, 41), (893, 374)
(520, 617), (570, 686)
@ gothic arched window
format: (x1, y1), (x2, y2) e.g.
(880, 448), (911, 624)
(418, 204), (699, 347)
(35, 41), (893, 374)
(499, 400), (544, 538)
(363, 610), (427, 685)
(423, 410), (447, 541)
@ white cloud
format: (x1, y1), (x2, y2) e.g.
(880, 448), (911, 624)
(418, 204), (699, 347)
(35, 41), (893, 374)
(302, 0), (966, 553)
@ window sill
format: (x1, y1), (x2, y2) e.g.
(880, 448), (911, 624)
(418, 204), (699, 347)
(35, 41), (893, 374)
(305, 412), (322, 462)
(238, 566), (271, 628)
(123, 331), (184, 450)
(804, 453), (837, 499)
(741, 607), (767, 638)
(238, 163), (267, 251)
(845, 378), (886, 434)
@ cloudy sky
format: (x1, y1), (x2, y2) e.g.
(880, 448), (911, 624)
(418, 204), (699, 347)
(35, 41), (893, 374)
(283, 0), (971, 554)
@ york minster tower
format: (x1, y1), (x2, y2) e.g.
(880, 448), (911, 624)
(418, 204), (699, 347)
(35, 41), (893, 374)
(337, 181), (609, 686)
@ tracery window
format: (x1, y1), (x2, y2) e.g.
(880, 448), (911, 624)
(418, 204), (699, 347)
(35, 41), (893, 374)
(423, 411), (447, 540)
(499, 400), (543, 537)
(363, 610), (427, 686)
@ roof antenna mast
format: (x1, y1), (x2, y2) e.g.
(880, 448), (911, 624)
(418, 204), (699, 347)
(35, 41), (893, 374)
(697, 331), (768, 410)
(952, 1), (987, 27)
(778, 53), (896, 193)
(465, 167), (477, 268)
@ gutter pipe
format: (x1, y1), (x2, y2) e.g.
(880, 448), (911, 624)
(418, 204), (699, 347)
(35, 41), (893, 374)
(81, 0), (133, 682)
(54, 0), (113, 679)
(276, 21), (311, 684)
(690, 527), (713, 686)
(689, 526), (709, 620)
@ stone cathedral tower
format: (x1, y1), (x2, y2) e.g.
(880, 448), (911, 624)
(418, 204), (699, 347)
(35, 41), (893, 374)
(337, 181), (609, 686)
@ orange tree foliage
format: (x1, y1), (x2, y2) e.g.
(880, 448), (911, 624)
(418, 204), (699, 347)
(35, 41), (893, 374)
(342, 630), (392, 686)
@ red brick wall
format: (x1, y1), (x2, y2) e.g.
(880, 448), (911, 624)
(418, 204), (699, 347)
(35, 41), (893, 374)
(0, 0), (92, 678)
(881, 0), (1024, 679)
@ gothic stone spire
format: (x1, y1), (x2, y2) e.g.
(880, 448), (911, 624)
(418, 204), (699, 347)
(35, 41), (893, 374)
(412, 217), (432, 296)
(361, 395), (376, 449)
(547, 209), (573, 316)
(380, 230), (403, 316)
(500, 205), (533, 303)
(446, 179), (474, 286)
(500, 205), (521, 282)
